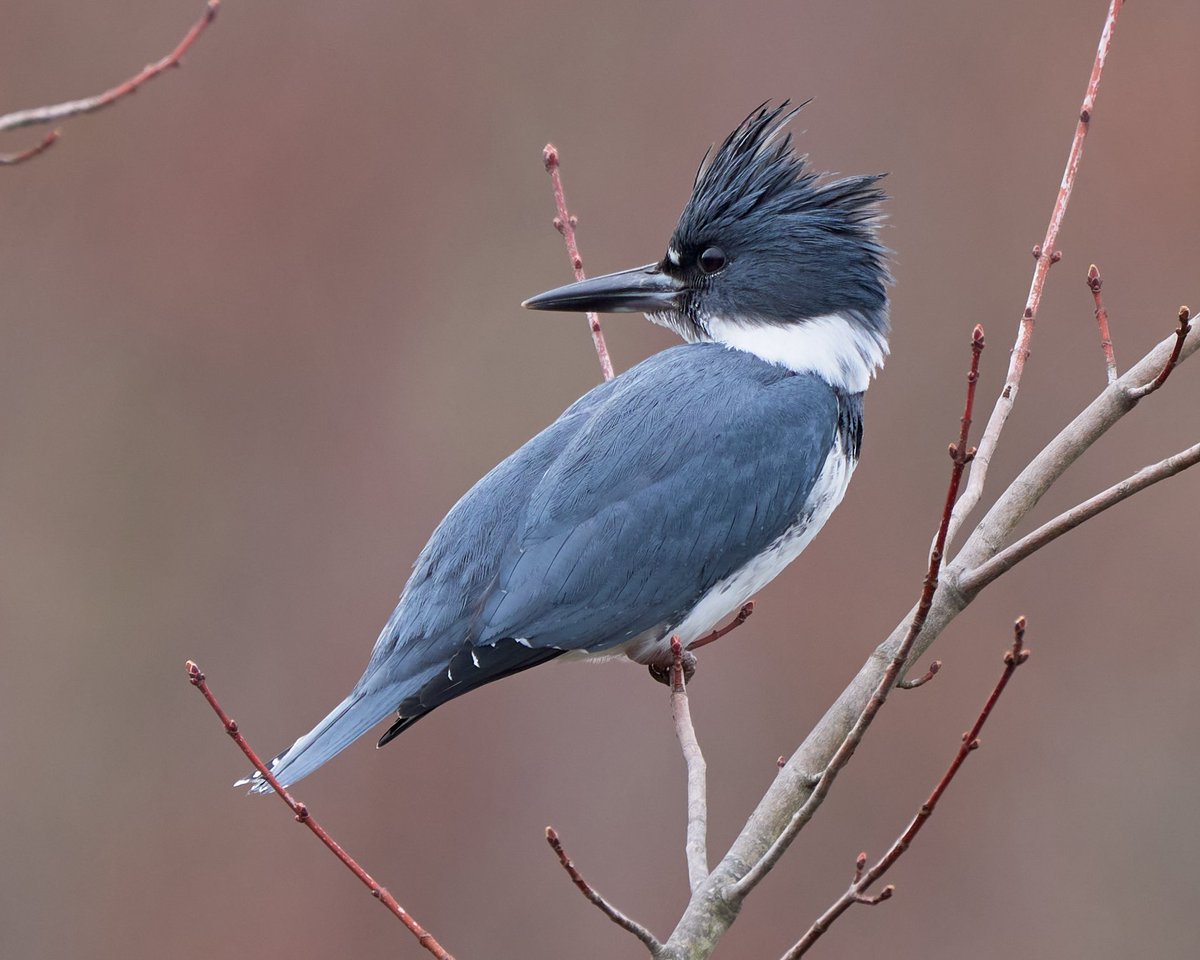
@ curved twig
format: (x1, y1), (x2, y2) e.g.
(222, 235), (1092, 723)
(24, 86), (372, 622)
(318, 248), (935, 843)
(545, 826), (663, 956)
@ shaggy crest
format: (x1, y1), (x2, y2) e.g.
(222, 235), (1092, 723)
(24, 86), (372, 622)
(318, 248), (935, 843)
(672, 101), (888, 265)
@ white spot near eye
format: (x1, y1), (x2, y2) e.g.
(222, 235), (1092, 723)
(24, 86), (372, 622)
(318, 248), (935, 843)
(667, 246), (682, 266)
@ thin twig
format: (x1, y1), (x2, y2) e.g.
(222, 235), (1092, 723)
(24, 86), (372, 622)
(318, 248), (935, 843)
(945, 0), (1124, 549)
(541, 144), (615, 381)
(896, 659), (941, 690)
(545, 826), (663, 955)
(0, 130), (60, 166)
(960, 441), (1200, 593)
(781, 619), (1032, 959)
(184, 661), (456, 960)
(735, 324), (986, 897)
(0, 2), (220, 164)
(1087, 264), (1118, 383)
(670, 637), (709, 892)
(1128, 306), (1192, 400)
(687, 600), (756, 652)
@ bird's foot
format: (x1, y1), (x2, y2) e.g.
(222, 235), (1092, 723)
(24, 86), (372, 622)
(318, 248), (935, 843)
(647, 649), (696, 686)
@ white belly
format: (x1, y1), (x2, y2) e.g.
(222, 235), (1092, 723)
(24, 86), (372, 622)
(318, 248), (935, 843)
(621, 437), (855, 664)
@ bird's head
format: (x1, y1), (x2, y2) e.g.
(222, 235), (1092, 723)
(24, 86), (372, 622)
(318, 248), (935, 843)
(524, 102), (891, 393)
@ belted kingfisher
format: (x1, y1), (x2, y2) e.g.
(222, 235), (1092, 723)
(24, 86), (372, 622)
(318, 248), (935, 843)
(242, 102), (889, 793)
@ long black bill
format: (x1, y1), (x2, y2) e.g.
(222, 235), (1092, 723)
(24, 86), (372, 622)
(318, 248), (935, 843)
(522, 263), (685, 313)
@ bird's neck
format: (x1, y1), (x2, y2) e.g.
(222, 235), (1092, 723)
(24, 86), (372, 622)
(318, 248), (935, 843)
(701, 312), (888, 394)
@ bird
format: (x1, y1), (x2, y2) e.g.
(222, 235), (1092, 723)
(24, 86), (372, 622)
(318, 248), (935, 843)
(240, 101), (889, 793)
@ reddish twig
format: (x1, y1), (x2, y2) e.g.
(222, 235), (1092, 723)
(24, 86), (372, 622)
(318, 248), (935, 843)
(0, 130), (60, 166)
(1129, 306), (1192, 400)
(946, 0), (1123, 548)
(545, 826), (662, 955)
(896, 659), (941, 690)
(1087, 264), (1118, 383)
(736, 324), (986, 897)
(185, 661), (455, 960)
(782, 618), (1031, 959)
(670, 636), (709, 892)
(686, 600), (756, 652)
(0, 1), (220, 165)
(541, 144), (615, 381)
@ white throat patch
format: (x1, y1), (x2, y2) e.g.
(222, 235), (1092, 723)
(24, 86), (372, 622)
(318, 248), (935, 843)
(702, 313), (887, 393)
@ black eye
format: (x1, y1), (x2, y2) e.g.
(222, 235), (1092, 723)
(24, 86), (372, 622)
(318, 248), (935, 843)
(698, 246), (726, 274)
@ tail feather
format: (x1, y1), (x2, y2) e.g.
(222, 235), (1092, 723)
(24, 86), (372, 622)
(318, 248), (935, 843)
(235, 685), (400, 794)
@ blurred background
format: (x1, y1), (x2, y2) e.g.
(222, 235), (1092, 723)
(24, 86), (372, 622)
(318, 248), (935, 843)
(2, 2), (1197, 958)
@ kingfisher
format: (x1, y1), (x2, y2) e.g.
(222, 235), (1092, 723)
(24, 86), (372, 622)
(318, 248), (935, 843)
(242, 102), (889, 793)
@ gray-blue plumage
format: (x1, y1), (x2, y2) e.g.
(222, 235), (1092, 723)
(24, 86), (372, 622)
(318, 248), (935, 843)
(242, 101), (889, 792)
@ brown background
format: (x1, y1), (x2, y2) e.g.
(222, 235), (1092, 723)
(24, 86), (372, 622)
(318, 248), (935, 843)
(2, 2), (1198, 958)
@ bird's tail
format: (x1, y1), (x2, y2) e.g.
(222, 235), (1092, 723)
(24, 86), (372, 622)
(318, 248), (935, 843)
(235, 682), (399, 794)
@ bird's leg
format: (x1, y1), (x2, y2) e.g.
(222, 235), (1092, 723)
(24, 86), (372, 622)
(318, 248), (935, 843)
(686, 600), (756, 652)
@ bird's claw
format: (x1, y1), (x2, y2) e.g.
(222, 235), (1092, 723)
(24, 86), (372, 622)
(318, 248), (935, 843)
(647, 649), (697, 686)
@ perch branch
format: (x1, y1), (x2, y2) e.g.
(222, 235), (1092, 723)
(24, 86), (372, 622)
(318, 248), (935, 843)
(185, 661), (455, 960)
(0, 1), (220, 165)
(545, 826), (663, 955)
(1087, 264), (1118, 383)
(541, 145), (615, 381)
(734, 324), (985, 898)
(781, 618), (1032, 959)
(671, 637), (710, 892)
(945, 0), (1124, 549)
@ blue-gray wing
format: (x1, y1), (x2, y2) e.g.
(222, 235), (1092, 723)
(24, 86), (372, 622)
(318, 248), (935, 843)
(475, 343), (841, 651)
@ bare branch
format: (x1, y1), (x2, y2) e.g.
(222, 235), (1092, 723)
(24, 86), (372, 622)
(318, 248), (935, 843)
(0, 2), (220, 164)
(687, 600), (756, 652)
(1087, 264), (1118, 383)
(670, 637), (709, 892)
(1128, 306), (1192, 400)
(734, 324), (986, 898)
(541, 145), (615, 381)
(545, 826), (663, 955)
(945, 0), (1124, 549)
(781, 619), (1031, 959)
(960, 441), (1200, 593)
(184, 661), (456, 960)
